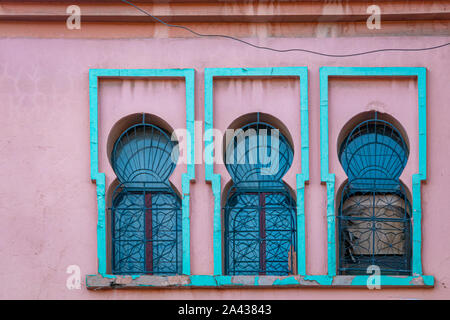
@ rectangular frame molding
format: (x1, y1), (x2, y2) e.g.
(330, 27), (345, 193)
(88, 68), (196, 277)
(319, 66), (433, 286)
(204, 67), (310, 276)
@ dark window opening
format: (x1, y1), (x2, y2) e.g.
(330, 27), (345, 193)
(338, 113), (412, 275)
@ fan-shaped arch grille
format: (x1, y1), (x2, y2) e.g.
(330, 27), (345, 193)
(109, 120), (181, 275)
(111, 123), (179, 186)
(225, 122), (294, 187)
(338, 116), (412, 275)
(339, 119), (409, 186)
(224, 119), (296, 275)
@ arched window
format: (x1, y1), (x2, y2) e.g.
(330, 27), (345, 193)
(223, 114), (296, 275)
(338, 113), (412, 275)
(109, 115), (181, 275)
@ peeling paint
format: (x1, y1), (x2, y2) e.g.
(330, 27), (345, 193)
(86, 274), (434, 290)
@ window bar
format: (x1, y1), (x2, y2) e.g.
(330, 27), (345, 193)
(145, 192), (153, 274)
(371, 188), (376, 267)
(259, 192), (266, 275)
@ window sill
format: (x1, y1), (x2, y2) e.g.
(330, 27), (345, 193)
(86, 274), (434, 290)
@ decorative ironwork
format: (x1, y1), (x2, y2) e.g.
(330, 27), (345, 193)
(111, 121), (178, 186)
(109, 116), (182, 275)
(225, 121), (293, 186)
(224, 118), (297, 275)
(338, 114), (412, 275)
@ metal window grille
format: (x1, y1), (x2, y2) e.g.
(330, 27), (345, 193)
(338, 114), (412, 275)
(224, 118), (297, 275)
(109, 117), (182, 275)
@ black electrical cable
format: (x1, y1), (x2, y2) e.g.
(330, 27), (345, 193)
(120, 0), (450, 58)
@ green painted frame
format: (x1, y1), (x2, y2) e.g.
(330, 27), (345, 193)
(89, 68), (195, 277)
(204, 67), (309, 276)
(320, 67), (430, 279)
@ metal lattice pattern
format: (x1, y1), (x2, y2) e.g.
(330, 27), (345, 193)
(225, 122), (294, 187)
(338, 116), (412, 275)
(338, 182), (412, 275)
(111, 186), (182, 275)
(111, 123), (179, 185)
(224, 186), (296, 275)
(109, 119), (182, 275)
(339, 118), (409, 188)
(224, 119), (296, 275)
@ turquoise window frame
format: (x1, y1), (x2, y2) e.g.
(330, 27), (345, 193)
(89, 68), (196, 277)
(319, 66), (433, 285)
(204, 67), (310, 276)
(85, 66), (434, 289)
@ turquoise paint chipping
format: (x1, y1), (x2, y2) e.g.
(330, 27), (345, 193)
(86, 274), (433, 289)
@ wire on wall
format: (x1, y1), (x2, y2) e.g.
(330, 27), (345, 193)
(120, 0), (450, 58)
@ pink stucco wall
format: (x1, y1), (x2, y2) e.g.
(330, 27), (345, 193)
(0, 34), (449, 299)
